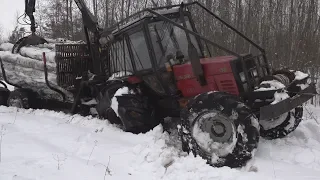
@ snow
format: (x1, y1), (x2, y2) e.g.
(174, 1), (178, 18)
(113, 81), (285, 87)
(0, 42), (75, 102)
(108, 71), (133, 80)
(284, 112), (296, 131)
(0, 81), (14, 91)
(271, 91), (290, 105)
(0, 42), (56, 66)
(251, 116), (261, 131)
(19, 46), (55, 63)
(0, 43), (14, 51)
(255, 80), (286, 91)
(294, 71), (309, 81)
(0, 51), (56, 72)
(297, 83), (309, 90)
(111, 87), (133, 117)
(1, 105), (320, 179)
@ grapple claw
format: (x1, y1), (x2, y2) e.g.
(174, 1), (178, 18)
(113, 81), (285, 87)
(12, 34), (48, 54)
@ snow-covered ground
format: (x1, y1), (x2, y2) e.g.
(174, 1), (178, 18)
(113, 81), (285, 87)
(1, 105), (320, 180)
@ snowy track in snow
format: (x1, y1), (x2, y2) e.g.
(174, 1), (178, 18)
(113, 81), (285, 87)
(1, 106), (320, 179)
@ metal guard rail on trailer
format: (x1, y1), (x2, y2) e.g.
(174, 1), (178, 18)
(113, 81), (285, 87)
(42, 52), (67, 102)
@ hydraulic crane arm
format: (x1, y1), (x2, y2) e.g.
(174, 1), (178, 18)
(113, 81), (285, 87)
(25, 0), (37, 34)
(73, 0), (100, 33)
(20, 0), (104, 75)
(25, 0), (100, 34)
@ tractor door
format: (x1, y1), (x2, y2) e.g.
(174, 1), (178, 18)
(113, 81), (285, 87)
(108, 23), (154, 79)
(147, 15), (203, 96)
(126, 24), (168, 95)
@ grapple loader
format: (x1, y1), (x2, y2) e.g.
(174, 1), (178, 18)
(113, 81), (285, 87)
(0, 1), (316, 168)
(12, 0), (48, 54)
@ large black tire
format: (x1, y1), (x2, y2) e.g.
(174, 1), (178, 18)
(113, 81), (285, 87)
(7, 89), (35, 109)
(0, 87), (10, 106)
(179, 92), (260, 168)
(259, 106), (303, 139)
(257, 71), (304, 139)
(97, 84), (160, 134)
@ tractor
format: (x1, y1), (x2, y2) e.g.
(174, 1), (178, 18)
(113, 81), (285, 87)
(0, 0), (316, 168)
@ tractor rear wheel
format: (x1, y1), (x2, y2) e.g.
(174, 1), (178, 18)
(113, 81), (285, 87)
(0, 87), (10, 106)
(259, 106), (303, 139)
(179, 92), (260, 168)
(99, 85), (160, 134)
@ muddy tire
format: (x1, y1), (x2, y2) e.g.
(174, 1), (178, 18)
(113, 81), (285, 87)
(260, 106), (303, 139)
(98, 85), (160, 134)
(7, 89), (34, 109)
(179, 91), (260, 168)
(0, 87), (10, 106)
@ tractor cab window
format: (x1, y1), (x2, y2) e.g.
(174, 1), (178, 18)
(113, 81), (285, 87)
(109, 37), (133, 75)
(128, 30), (152, 71)
(148, 16), (201, 67)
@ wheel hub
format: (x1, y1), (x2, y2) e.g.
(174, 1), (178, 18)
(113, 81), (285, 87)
(201, 113), (234, 143)
(211, 122), (226, 136)
(192, 111), (237, 157)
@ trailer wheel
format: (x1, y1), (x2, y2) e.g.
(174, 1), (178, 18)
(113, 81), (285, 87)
(179, 92), (260, 168)
(7, 89), (34, 109)
(0, 87), (10, 106)
(259, 106), (303, 139)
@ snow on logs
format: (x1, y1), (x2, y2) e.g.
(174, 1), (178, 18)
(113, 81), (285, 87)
(0, 42), (71, 101)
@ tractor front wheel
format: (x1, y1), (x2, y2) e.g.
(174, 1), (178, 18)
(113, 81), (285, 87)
(179, 92), (260, 168)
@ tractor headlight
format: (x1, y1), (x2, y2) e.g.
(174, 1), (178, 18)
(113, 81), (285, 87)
(239, 72), (246, 82)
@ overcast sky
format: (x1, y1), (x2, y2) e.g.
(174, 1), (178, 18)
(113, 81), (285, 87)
(0, 0), (24, 39)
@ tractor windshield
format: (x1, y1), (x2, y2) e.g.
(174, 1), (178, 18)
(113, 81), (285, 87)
(148, 16), (201, 67)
